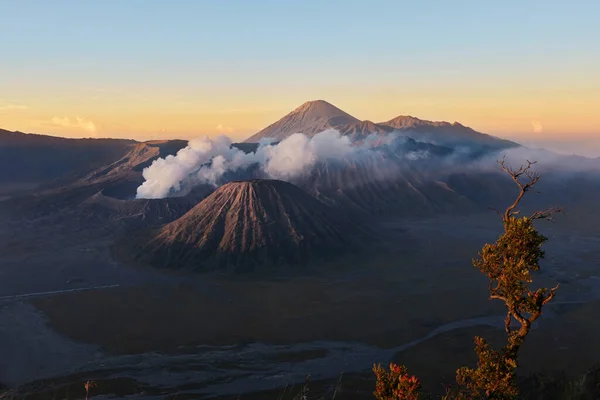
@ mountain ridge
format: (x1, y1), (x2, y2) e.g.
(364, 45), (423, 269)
(244, 100), (518, 150)
(0, 128), (138, 186)
(0, 128), (138, 145)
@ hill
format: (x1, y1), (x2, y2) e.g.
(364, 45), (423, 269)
(0, 129), (136, 187)
(123, 179), (376, 272)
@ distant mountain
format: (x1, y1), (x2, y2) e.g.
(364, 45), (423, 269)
(244, 100), (517, 150)
(0, 129), (132, 147)
(122, 179), (376, 272)
(0, 129), (136, 186)
(378, 116), (518, 150)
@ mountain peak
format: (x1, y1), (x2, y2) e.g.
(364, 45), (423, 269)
(244, 100), (359, 142)
(294, 99), (344, 112)
(297, 99), (329, 107)
(291, 99), (358, 121)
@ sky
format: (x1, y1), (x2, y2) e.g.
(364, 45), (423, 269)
(1, 1), (599, 155)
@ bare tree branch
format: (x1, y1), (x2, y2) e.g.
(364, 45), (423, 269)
(488, 206), (501, 216)
(498, 157), (543, 222)
(530, 207), (563, 222)
(541, 284), (560, 307)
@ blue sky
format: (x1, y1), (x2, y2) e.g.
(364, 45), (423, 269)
(4, 1), (597, 82)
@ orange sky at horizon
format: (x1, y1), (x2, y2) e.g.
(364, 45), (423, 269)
(2, 87), (599, 144)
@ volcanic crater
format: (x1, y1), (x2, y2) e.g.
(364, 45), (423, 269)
(121, 179), (377, 272)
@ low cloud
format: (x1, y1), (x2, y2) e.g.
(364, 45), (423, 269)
(0, 104), (28, 111)
(216, 124), (234, 133)
(50, 116), (97, 133)
(531, 120), (543, 133)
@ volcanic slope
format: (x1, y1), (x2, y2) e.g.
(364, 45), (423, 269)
(244, 100), (360, 142)
(78, 186), (212, 228)
(127, 179), (376, 272)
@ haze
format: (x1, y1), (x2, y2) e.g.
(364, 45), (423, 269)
(1, 0), (599, 156)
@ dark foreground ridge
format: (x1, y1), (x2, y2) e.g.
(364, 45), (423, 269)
(121, 179), (376, 272)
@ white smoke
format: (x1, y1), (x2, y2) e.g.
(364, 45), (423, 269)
(136, 135), (262, 199)
(136, 129), (426, 199)
(262, 131), (353, 179)
(135, 128), (600, 200)
(406, 150), (429, 161)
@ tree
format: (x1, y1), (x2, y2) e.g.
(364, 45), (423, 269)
(375, 159), (561, 400)
(452, 158), (561, 399)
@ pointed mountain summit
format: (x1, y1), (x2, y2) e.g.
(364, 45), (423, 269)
(244, 100), (360, 142)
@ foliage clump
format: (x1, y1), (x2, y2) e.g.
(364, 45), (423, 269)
(374, 363), (422, 400)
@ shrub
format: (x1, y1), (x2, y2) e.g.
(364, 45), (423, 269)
(374, 363), (422, 400)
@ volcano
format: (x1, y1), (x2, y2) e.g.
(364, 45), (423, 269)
(245, 100), (360, 142)
(78, 185), (213, 227)
(126, 179), (375, 272)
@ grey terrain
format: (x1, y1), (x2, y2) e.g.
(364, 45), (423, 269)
(0, 101), (599, 399)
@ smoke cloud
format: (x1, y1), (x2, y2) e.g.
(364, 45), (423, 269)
(136, 128), (600, 200)
(262, 131), (354, 179)
(136, 129), (426, 199)
(137, 135), (257, 199)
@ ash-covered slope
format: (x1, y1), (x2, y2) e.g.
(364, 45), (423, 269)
(78, 139), (189, 199)
(128, 180), (375, 272)
(292, 144), (472, 217)
(79, 185), (214, 227)
(245, 100), (360, 142)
